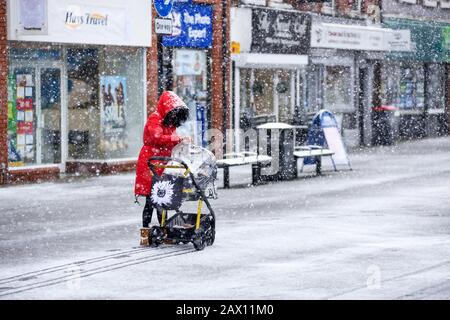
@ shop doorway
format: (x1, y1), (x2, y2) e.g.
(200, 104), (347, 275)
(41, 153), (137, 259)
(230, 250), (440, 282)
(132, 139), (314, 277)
(275, 69), (295, 123)
(358, 67), (368, 146)
(172, 49), (209, 147)
(9, 62), (67, 168)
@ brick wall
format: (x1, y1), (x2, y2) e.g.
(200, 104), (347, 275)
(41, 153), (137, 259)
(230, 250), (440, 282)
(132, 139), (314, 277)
(211, 0), (225, 134)
(146, 6), (159, 116)
(290, 0), (380, 17)
(0, 0), (8, 185)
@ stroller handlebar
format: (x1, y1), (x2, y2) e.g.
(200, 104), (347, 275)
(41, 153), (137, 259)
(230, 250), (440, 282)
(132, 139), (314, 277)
(147, 156), (190, 176)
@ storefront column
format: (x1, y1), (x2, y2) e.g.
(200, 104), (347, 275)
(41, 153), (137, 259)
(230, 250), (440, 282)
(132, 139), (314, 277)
(446, 64), (450, 134)
(147, 7), (159, 116)
(0, 0), (8, 184)
(210, 0), (230, 135)
(233, 65), (240, 152)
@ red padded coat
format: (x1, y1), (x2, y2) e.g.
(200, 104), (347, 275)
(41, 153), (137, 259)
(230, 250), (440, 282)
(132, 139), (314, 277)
(134, 91), (185, 196)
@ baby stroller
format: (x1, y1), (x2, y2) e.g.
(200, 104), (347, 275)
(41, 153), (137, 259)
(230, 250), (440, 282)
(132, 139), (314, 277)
(144, 145), (217, 251)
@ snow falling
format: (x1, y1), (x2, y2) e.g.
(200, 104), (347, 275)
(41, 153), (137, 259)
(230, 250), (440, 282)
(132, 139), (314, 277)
(1, 0), (450, 300)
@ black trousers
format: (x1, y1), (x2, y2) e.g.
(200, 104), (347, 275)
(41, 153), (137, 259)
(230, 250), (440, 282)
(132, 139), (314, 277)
(142, 197), (163, 227)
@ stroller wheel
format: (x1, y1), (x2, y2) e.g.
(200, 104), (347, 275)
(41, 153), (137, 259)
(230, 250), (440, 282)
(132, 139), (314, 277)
(150, 226), (165, 247)
(193, 229), (206, 251)
(206, 228), (215, 246)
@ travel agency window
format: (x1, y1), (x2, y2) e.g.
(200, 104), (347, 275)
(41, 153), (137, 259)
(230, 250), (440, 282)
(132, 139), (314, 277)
(6, 0), (152, 168)
(67, 46), (145, 160)
(162, 2), (213, 147)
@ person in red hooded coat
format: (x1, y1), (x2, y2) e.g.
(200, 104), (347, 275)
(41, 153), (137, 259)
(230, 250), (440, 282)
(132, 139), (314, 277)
(135, 91), (191, 231)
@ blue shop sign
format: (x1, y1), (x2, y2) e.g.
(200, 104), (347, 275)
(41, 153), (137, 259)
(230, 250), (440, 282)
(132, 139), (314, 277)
(162, 4), (213, 48)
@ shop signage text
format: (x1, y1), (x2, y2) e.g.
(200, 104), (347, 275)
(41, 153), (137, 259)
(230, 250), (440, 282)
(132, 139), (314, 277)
(162, 4), (213, 48)
(65, 5), (109, 29)
(8, 0), (152, 47)
(155, 17), (173, 35)
(311, 23), (411, 52)
(251, 8), (310, 54)
(384, 29), (411, 51)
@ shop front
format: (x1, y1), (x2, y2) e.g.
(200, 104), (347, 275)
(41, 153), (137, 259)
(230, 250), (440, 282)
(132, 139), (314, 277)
(159, 2), (213, 147)
(5, 0), (151, 182)
(382, 19), (450, 139)
(309, 21), (412, 147)
(230, 7), (310, 152)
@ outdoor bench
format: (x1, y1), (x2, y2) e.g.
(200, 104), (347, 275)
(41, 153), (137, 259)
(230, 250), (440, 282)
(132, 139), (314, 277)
(293, 145), (335, 176)
(216, 152), (272, 189)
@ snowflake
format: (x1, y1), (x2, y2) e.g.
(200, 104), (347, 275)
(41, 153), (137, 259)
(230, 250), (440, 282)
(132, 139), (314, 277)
(151, 180), (175, 207)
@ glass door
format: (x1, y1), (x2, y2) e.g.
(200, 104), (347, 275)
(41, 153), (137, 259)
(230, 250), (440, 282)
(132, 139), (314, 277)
(39, 67), (62, 164)
(172, 49), (208, 146)
(276, 69), (294, 123)
(9, 63), (65, 167)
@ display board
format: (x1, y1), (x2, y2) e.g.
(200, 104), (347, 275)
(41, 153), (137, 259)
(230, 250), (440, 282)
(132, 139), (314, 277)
(304, 110), (351, 169)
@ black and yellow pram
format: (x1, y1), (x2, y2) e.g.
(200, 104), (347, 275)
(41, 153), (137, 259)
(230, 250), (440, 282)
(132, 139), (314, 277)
(143, 151), (216, 251)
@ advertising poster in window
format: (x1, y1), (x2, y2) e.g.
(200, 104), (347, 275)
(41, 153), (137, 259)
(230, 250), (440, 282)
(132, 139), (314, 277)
(99, 76), (128, 154)
(15, 74), (35, 162)
(7, 74), (23, 166)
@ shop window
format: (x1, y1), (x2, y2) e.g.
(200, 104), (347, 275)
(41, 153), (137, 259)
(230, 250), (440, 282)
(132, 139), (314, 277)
(238, 68), (253, 131)
(100, 47), (145, 159)
(8, 47), (64, 167)
(305, 64), (324, 113)
(253, 69), (275, 120)
(172, 49), (208, 146)
(7, 67), (37, 167)
(427, 64), (445, 110)
(324, 66), (352, 112)
(67, 48), (99, 159)
(68, 47), (145, 160)
(276, 69), (293, 123)
(381, 64), (400, 107)
(398, 64), (425, 110)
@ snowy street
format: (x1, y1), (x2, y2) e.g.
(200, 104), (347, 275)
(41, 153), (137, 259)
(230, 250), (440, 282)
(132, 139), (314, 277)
(1, 137), (450, 299)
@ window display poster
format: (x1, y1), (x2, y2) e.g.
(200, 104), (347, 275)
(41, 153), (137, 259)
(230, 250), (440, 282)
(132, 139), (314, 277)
(174, 49), (205, 76)
(399, 67), (415, 109)
(16, 98), (33, 111)
(15, 74), (35, 162)
(99, 76), (128, 153)
(16, 74), (34, 86)
(7, 74), (23, 166)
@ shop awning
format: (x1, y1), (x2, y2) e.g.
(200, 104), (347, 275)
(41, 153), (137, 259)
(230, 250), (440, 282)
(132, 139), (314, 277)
(232, 53), (308, 69)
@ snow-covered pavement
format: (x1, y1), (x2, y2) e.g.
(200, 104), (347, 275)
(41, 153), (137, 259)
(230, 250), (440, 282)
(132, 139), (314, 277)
(1, 137), (450, 299)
